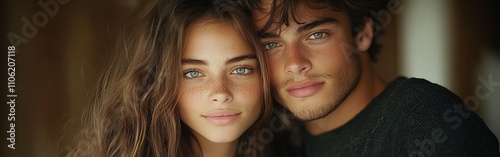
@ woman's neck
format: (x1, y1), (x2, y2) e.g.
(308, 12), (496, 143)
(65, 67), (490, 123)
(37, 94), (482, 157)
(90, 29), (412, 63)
(191, 133), (238, 157)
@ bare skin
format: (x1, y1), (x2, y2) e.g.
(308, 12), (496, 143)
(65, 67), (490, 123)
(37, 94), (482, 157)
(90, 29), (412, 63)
(254, 1), (387, 135)
(179, 20), (262, 156)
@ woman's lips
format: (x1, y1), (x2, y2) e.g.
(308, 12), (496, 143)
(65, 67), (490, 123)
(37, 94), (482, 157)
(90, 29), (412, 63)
(286, 81), (325, 98)
(202, 111), (241, 126)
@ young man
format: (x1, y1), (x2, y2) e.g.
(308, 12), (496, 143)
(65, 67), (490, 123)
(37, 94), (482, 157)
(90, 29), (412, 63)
(247, 0), (500, 156)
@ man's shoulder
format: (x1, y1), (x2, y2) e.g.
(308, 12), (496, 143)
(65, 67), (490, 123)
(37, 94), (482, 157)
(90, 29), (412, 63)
(381, 77), (473, 129)
(379, 77), (499, 156)
(385, 77), (462, 105)
(381, 77), (463, 114)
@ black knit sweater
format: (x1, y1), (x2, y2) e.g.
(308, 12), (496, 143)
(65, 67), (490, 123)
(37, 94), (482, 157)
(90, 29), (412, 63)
(284, 77), (499, 157)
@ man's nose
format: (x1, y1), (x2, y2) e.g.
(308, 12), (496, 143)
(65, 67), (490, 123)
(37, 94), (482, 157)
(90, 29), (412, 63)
(284, 44), (312, 75)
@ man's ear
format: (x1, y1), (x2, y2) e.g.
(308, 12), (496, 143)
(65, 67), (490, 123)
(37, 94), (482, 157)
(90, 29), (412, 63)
(356, 17), (374, 52)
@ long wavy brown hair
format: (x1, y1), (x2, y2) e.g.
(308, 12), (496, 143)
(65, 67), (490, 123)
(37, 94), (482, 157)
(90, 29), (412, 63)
(69, 0), (272, 156)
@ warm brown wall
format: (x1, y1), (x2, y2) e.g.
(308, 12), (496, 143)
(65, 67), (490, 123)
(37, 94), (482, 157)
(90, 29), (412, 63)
(450, 0), (500, 99)
(374, 13), (400, 83)
(1, 0), (136, 156)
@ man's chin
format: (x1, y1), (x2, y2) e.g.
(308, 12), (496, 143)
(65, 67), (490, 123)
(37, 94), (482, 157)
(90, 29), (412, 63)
(284, 102), (334, 121)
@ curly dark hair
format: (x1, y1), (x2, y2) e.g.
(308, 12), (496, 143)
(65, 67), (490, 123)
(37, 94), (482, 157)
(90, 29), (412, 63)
(244, 0), (390, 62)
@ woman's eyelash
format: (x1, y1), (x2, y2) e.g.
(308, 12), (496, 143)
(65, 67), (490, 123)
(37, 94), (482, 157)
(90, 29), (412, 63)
(183, 69), (203, 79)
(232, 66), (254, 75)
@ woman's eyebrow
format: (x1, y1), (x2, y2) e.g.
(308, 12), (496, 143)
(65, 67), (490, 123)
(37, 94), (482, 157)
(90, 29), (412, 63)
(181, 54), (255, 65)
(182, 59), (206, 65)
(226, 54), (256, 65)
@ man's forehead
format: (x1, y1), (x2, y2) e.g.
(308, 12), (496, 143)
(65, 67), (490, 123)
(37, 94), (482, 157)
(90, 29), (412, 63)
(252, 1), (343, 34)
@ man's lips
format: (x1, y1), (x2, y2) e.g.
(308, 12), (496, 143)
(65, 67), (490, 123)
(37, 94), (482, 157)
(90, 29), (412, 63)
(202, 110), (241, 126)
(286, 81), (325, 98)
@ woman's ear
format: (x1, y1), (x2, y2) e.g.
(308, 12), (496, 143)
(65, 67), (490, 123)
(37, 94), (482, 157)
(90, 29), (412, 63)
(356, 17), (374, 52)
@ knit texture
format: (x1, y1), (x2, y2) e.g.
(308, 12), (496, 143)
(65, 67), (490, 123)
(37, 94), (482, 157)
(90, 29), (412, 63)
(292, 77), (499, 157)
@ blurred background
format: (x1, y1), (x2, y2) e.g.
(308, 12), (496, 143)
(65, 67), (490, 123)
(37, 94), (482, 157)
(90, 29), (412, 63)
(1, 0), (499, 156)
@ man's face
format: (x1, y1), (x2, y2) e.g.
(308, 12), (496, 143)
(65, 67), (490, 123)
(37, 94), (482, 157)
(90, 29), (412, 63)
(254, 2), (362, 121)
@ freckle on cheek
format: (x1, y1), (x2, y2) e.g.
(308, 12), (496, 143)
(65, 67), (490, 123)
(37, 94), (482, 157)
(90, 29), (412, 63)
(183, 86), (205, 103)
(240, 82), (261, 97)
(196, 86), (205, 100)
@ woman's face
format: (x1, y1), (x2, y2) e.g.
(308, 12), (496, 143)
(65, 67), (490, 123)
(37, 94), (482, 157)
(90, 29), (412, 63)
(178, 20), (262, 144)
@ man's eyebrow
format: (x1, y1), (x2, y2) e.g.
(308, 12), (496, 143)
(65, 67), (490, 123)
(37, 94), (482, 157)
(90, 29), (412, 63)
(181, 54), (256, 65)
(297, 18), (338, 34)
(259, 32), (279, 39)
(258, 18), (339, 39)
(226, 54), (256, 65)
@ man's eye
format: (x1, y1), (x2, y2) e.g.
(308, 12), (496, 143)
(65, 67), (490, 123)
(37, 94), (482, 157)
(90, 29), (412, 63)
(231, 67), (252, 75)
(307, 32), (327, 40)
(263, 42), (279, 50)
(184, 71), (202, 78)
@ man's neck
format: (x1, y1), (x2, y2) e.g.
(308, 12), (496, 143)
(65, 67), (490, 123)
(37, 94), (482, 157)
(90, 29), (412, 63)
(304, 54), (387, 136)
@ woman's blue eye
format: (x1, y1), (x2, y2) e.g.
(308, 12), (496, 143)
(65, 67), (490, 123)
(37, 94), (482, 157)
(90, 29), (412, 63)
(232, 67), (252, 75)
(184, 71), (201, 78)
(308, 32), (327, 40)
(264, 42), (278, 50)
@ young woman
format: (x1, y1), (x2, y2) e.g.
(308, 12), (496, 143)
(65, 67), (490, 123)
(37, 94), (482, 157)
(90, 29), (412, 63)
(70, 0), (272, 156)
